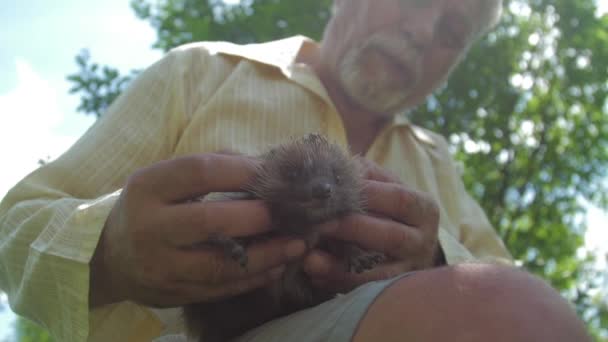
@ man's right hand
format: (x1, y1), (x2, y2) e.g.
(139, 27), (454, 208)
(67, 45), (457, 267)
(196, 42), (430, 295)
(89, 154), (306, 308)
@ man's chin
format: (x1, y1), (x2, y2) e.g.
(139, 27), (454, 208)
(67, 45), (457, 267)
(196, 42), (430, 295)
(339, 56), (416, 114)
(341, 79), (413, 114)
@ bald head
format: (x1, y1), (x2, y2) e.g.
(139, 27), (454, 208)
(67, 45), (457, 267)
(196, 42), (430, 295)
(330, 0), (503, 45)
(472, 0), (503, 39)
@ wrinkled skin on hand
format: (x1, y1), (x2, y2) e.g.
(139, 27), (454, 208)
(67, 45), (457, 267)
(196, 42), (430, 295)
(304, 158), (442, 292)
(89, 153), (306, 309)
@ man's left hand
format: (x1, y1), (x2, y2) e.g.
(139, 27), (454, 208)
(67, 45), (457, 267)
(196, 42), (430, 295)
(303, 159), (442, 292)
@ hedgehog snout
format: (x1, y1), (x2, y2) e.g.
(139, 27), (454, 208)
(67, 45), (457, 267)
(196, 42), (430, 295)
(312, 181), (333, 200)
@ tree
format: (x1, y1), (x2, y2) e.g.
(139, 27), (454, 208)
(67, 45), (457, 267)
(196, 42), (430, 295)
(66, 0), (607, 339)
(14, 317), (54, 342)
(68, 0), (332, 117)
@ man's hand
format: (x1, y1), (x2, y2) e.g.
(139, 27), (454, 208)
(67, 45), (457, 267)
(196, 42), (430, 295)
(89, 154), (306, 308)
(303, 158), (441, 292)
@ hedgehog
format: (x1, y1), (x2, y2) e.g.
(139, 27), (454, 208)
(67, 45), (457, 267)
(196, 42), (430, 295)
(183, 133), (385, 342)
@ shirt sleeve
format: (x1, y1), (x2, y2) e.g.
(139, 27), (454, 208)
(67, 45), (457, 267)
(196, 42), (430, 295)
(455, 182), (514, 265)
(421, 128), (513, 266)
(0, 48), (190, 341)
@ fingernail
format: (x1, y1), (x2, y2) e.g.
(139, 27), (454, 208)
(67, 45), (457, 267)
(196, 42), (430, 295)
(285, 240), (307, 259)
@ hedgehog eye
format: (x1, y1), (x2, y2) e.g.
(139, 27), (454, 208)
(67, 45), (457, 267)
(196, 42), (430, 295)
(333, 170), (342, 184)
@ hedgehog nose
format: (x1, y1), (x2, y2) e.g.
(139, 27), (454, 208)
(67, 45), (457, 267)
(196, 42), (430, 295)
(313, 182), (333, 199)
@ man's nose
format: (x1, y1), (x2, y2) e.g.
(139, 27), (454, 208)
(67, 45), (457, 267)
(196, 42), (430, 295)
(401, 9), (440, 50)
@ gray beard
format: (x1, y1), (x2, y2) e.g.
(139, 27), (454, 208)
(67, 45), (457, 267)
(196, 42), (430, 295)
(338, 32), (421, 114)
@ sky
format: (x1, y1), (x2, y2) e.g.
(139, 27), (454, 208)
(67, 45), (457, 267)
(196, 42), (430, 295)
(0, 0), (607, 340)
(0, 0), (162, 339)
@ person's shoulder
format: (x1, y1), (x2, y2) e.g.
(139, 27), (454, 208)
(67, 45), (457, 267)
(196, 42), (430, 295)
(154, 40), (248, 76)
(405, 123), (464, 176)
(160, 41), (234, 65)
(165, 36), (313, 69)
(168, 40), (243, 58)
(407, 123), (450, 153)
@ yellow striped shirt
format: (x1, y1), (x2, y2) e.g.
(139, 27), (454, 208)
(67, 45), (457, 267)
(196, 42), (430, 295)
(0, 35), (511, 341)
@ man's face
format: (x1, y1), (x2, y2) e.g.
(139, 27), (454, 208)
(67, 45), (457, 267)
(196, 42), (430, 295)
(320, 0), (496, 114)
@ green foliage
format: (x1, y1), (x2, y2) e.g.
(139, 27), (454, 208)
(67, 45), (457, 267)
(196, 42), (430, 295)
(66, 0), (332, 118)
(130, 0), (332, 49)
(14, 316), (53, 342)
(67, 50), (139, 118)
(415, 0), (608, 271)
(66, 0), (608, 339)
(410, 0), (608, 337)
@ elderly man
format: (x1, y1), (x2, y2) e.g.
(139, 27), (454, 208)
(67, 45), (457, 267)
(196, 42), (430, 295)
(0, 0), (590, 341)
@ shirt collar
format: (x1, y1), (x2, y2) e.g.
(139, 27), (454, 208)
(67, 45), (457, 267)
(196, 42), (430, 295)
(202, 35), (314, 77)
(203, 35), (344, 115)
(201, 36), (437, 147)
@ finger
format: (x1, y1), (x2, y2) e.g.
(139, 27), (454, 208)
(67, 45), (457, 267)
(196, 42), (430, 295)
(175, 237), (306, 284)
(190, 265), (286, 302)
(324, 214), (422, 259)
(363, 180), (440, 228)
(162, 200), (272, 246)
(130, 153), (260, 202)
(303, 250), (410, 292)
(356, 157), (401, 183)
(302, 249), (342, 277)
(153, 265), (285, 306)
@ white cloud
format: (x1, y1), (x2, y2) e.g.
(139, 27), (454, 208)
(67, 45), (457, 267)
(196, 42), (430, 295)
(0, 58), (80, 198)
(0, 1), (162, 337)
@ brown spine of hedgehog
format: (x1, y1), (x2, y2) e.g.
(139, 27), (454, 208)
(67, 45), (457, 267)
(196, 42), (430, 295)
(182, 133), (384, 342)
